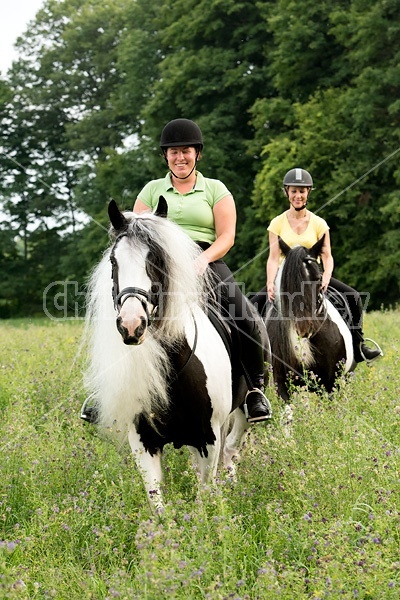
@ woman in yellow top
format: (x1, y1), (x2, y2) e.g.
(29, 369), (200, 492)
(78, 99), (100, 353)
(252, 168), (382, 364)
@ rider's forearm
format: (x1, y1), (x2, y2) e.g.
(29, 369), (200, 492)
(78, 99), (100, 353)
(266, 258), (279, 288)
(201, 232), (235, 263)
(321, 255), (334, 285)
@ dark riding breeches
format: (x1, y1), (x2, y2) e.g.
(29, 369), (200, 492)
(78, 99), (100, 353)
(207, 259), (265, 382)
(328, 277), (364, 332)
(250, 288), (269, 317)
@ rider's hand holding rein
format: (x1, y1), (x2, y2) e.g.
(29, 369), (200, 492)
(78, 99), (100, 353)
(194, 252), (210, 276)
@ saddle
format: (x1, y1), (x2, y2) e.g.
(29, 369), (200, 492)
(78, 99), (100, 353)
(325, 285), (353, 327)
(206, 302), (247, 382)
(206, 303), (235, 359)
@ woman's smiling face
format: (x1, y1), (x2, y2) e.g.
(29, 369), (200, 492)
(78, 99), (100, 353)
(166, 146), (197, 178)
(287, 185), (310, 209)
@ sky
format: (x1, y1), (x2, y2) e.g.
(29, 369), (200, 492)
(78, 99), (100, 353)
(0, 0), (46, 75)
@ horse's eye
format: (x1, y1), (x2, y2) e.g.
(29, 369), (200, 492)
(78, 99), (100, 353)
(150, 284), (160, 303)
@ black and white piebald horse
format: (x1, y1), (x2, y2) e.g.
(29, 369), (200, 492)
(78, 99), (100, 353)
(265, 236), (355, 401)
(82, 198), (269, 510)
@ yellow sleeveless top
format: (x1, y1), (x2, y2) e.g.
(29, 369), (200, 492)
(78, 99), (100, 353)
(268, 211), (329, 262)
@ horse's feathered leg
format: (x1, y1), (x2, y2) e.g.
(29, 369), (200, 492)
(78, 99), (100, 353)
(190, 434), (221, 485)
(128, 426), (164, 512)
(222, 408), (249, 478)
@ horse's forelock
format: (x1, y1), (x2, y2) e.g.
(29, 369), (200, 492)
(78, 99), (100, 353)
(281, 246), (307, 294)
(145, 236), (170, 320)
(126, 217), (170, 286)
(280, 246), (321, 318)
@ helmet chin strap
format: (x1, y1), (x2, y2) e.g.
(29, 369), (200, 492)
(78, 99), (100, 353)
(169, 163), (197, 179)
(166, 149), (200, 180)
(287, 188), (311, 211)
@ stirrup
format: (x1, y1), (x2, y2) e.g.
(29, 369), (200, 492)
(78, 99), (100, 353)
(360, 338), (384, 366)
(244, 389), (272, 423)
(80, 398), (98, 423)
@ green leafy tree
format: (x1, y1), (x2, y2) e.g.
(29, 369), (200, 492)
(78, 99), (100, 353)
(0, 0), (132, 314)
(136, 0), (276, 265)
(1, 0), (399, 317)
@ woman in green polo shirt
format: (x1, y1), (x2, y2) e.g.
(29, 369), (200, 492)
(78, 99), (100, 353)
(133, 118), (271, 423)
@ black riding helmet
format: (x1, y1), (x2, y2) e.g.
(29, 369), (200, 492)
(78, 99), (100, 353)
(160, 118), (203, 151)
(283, 168), (314, 211)
(160, 119), (203, 179)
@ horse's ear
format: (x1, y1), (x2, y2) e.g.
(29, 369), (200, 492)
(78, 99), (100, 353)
(155, 196), (168, 218)
(108, 199), (128, 232)
(310, 234), (325, 259)
(278, 237), (291, 256)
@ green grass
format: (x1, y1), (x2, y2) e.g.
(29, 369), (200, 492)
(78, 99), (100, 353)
(0, 311), (399, 599)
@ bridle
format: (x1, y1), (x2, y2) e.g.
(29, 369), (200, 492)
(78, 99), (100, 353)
(302, 254), (326, 322)
(109, 229), (199, 376)
(110, 232), (159, 322)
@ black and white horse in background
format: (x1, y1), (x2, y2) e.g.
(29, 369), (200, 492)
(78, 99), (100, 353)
(82, 198), (269, 510)
(264, 236), (355, 402)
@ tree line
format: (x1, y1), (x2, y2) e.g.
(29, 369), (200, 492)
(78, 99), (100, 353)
(0, 0), (399, 317)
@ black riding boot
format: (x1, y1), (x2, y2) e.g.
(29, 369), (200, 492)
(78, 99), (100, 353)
(243, 375), (272, 423)
(238, 317), (273, 423)
(352, 329), (383, 365)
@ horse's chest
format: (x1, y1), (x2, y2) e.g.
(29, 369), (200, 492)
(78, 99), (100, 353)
(136, 339), (216, 457)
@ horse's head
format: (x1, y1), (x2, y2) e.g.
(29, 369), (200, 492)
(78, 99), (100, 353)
(278, 236), (325, 337)
(106, 197), (213, 344)
(109, 234), (154, 345)
(107, 200), (167, 345)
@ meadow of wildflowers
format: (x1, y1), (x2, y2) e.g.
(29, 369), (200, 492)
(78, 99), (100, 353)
(0, 311), (398, 599)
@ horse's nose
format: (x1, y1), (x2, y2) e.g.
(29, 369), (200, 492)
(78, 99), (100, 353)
(116, 315), (147, 345)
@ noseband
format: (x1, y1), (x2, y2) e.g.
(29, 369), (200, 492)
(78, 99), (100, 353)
(110, 233), (158, 322)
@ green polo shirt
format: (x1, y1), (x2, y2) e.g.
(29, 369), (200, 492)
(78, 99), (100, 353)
(137, 171), (231, 244)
